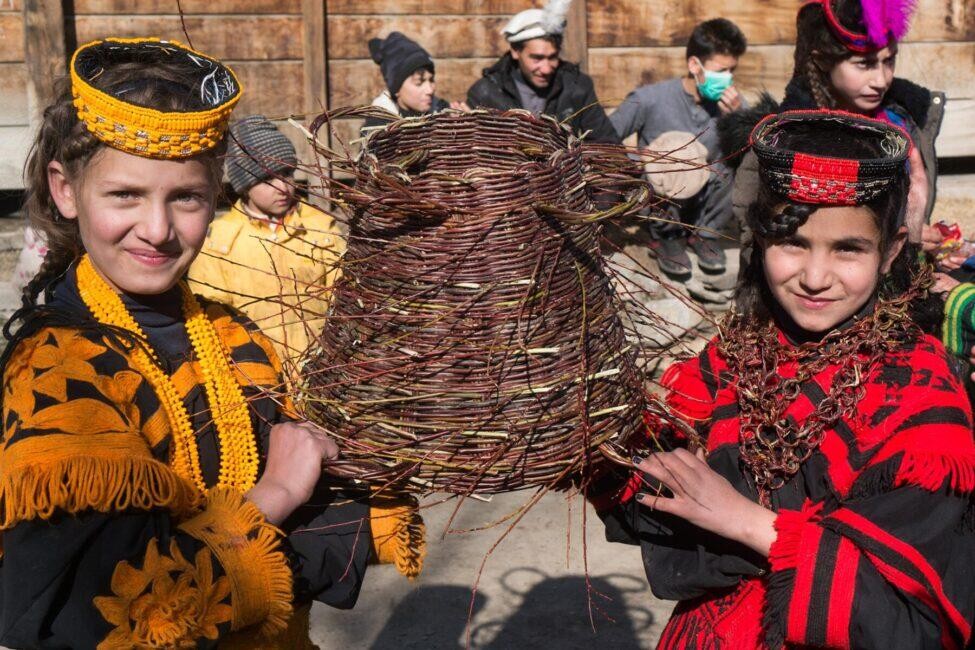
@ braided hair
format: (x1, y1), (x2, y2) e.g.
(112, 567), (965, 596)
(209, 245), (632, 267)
(736, 124), (939, 332)
(793, 0), (876, 108)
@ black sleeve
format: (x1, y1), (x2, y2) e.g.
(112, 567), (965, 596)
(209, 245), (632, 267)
(601, 490), (766, 601)
(466, 78), (492, 110)
(467, 77), (517, 111)
(764, 483), (975, 649)
(283, 483), (372, 610)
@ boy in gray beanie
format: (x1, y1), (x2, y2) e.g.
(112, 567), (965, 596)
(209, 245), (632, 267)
(224, 114), (299, 198)
(189, 115), (345, 362)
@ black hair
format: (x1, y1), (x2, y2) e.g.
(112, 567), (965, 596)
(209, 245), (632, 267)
(511, 34), (563, 52)
(736, 128), (939, 330)
(686, 18), (747, 61)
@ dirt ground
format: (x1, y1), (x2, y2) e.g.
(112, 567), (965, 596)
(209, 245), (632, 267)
(933, 175), (975, 233)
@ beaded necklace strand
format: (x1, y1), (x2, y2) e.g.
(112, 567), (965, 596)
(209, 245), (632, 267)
(77, 255), (259, 492)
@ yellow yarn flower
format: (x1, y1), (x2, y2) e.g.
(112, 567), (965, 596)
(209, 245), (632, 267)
(29, 328), (105, 403)
(95, 538), (232, 649)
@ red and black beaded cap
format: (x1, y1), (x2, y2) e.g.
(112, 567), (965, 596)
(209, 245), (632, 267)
(749, 109), (910, 206)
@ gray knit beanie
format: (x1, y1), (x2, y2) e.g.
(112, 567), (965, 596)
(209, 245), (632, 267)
(225, 115), (298, 195)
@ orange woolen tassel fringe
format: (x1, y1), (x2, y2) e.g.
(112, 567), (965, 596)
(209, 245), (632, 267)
(0, 456), (201, 530)
(370, 497), (427, 580)
(179, 487), (293, 638)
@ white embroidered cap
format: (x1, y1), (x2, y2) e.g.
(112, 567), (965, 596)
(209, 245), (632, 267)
(502, 1), (572, 43)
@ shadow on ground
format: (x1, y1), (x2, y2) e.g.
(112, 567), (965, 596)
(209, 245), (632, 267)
(368, 571), (654, 649)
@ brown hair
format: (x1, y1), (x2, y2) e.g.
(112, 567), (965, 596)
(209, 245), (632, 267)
(22, 56), (225, 309)
(793, 0), (881, 108)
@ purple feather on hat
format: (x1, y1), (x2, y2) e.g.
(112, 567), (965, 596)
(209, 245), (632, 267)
(860, 0), (917, 46)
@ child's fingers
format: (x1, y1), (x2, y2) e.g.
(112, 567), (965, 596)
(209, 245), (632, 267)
(670, 447), (708, 472)
(635, 491), (680, 515)
(634, 454), (691, 497)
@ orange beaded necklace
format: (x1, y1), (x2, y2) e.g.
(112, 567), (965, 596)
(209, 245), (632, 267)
(77, 254), (259, 492)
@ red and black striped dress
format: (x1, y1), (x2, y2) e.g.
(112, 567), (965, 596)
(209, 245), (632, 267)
(600, 330), (975, 649)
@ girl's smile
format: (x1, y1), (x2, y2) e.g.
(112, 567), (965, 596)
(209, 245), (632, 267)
(762, 204), (905, 334)
(47, 147), (215, 296)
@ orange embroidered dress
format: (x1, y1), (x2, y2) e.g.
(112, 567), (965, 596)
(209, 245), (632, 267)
(0, 264), (372, 648)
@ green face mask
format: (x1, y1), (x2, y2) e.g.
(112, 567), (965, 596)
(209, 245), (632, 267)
(694, 58), (733, 102)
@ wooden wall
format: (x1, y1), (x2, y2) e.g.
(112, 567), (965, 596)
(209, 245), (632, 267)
(588, 0), (974, 101)
(330, 0), (975, 154)
(326, 0), (544, 145)
(584, 0), (975, 156)
(64, 0), (316, 156)
(1, 0), (325, 188)
(3, 0), (975, 188)
(1, 0), (29, 189)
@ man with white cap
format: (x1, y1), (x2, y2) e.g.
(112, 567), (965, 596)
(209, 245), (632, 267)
(467, 0), (618, 144)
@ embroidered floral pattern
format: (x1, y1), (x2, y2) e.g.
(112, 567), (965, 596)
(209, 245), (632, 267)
(94, 538), (231, 649)
(2, 329), (105, 431)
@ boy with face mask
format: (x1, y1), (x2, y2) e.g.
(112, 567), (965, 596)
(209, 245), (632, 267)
(612, 19), (748, 278)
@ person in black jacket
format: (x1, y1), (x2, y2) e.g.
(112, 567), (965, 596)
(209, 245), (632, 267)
(466, 1), (619, 144)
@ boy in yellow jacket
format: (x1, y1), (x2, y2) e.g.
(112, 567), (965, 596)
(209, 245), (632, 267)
(189, 115), (344, 366)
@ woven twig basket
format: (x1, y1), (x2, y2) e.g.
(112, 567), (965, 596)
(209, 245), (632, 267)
(302, 108), (651, 494)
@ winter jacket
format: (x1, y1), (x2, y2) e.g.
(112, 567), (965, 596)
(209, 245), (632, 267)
(728, 77), (944, 238)
(188, 200), (345, 363)
(466, 53), (620, 144)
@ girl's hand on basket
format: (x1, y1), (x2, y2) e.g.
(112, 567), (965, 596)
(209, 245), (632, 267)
(633, 449), (776, 557)
(246, 421), (339, 525)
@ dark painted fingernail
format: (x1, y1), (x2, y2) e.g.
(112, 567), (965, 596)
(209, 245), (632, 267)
(632, 454), (643, 465)
(636, 492), (648, 501)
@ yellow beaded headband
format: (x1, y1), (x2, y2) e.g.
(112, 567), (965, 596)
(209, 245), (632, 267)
(70, 37), (242, 159)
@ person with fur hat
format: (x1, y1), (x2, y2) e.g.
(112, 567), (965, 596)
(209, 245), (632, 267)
(466, 0), (619, 144)
(363, 32), (465, 131)
(189, 114), (345, 365)
(613, 19), (748, 278)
